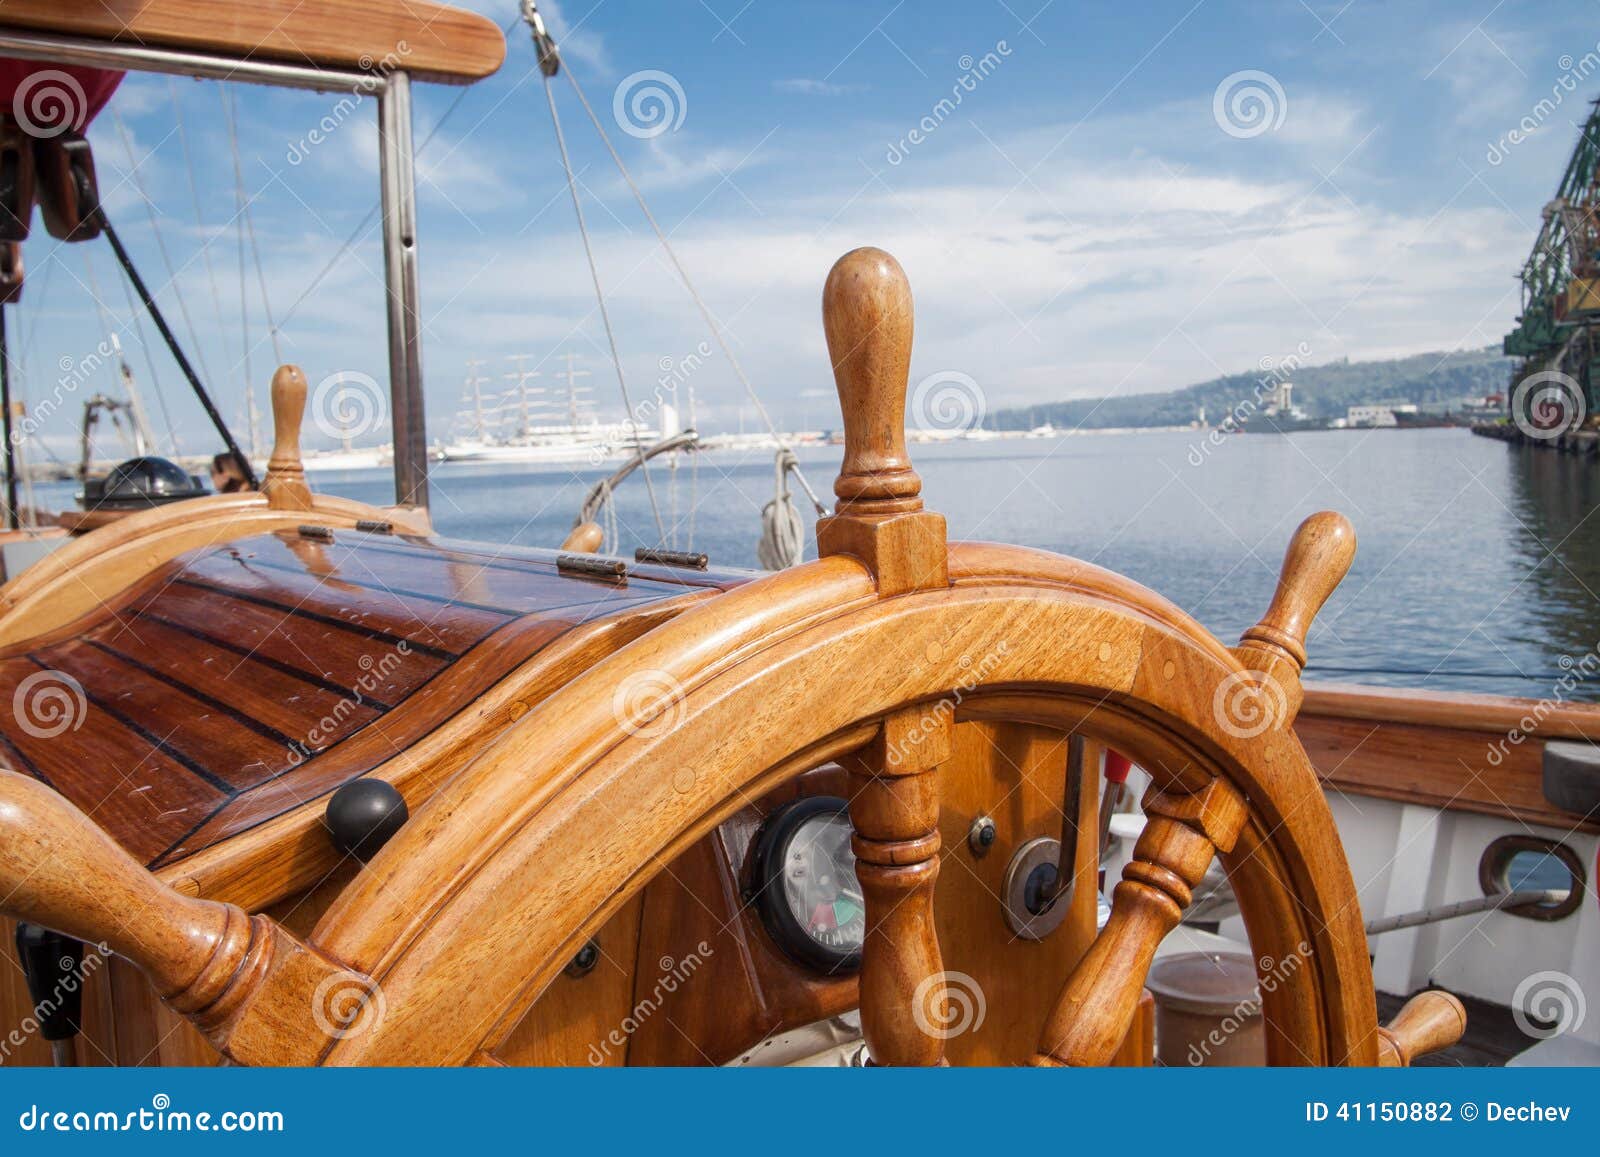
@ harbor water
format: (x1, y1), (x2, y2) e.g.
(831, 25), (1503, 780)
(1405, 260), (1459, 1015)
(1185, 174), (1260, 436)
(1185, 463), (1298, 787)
(32, 427), (1600, 701)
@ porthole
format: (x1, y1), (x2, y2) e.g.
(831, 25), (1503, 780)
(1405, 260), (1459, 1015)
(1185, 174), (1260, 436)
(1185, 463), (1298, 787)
(1478, 835), (1586, 921)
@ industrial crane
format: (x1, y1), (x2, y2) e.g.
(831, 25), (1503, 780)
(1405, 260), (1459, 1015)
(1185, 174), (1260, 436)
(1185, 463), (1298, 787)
(1503, 97), (1600, 433)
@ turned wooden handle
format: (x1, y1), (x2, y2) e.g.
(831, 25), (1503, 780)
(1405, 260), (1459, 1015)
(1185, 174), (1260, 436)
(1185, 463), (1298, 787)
(1377, 990), (1466, 1066)
(263, 364), (313, 512)
(0, 769), (250, 1004)
(822, 247), (921, 516)
(1033, 783), (1245, 1066)
(561, 521), (604, 553)
(1241, 511), (1355, 668)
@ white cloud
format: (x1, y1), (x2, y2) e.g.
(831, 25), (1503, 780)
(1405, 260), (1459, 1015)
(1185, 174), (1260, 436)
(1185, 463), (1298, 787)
(774, 79), (866, 97)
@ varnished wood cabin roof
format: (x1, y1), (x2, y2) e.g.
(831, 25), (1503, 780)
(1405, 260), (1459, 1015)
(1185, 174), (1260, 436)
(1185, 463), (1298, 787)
(0, 529), (749, 868)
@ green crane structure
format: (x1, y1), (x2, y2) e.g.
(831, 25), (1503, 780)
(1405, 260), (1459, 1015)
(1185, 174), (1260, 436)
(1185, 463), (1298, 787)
(1503, 96), (1600, 430)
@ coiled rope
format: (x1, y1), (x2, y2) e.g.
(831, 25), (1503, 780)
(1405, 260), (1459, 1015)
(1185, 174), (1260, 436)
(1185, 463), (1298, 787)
(758, 448), (828, 570)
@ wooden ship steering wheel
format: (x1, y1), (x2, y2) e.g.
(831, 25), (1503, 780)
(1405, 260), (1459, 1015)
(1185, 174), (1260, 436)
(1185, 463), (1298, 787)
(0, 248), (1466, 1067)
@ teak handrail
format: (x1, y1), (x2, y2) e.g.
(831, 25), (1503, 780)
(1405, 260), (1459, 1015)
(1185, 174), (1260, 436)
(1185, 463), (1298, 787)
(0, 0), (506, 84)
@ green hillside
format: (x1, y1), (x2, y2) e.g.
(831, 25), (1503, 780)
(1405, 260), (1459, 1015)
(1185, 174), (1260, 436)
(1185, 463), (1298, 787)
(987, 346), (1512, 430)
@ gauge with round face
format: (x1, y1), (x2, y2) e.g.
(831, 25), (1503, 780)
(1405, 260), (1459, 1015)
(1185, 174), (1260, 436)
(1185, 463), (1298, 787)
(749, 796), (864, 974)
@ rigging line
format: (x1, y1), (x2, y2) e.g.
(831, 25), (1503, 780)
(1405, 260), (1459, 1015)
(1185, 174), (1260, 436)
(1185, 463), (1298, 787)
(85, 248), (170, 456)
(222, 86), (254, 434)
(110, 107), (215, 387)
(172, 77), (235, 374)
(222, 84), (284, 366)
(542, 75), (666, 543)
(113, 250), (183, 456)
(1, 305), (17, 529)
(562, 66), (828, 517)
(17, 244), (54, 365)
(98, 212), (258, 489)
(276, 26), (507, 330)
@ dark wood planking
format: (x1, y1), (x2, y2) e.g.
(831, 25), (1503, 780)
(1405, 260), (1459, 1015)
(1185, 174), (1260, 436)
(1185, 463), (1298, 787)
(183, 546), (511, 653)
(121, 581), (451, 703)
(36, 641), (294, 792)
(0, 530), (749, 870)
(89, 617), (381, 742)
(151, 614), (576, 864)
(149, 592), (719, 865)
(154, 598), (700, 879)
(0, 661), (227, 864)
(1373, 989), (1529, 1067)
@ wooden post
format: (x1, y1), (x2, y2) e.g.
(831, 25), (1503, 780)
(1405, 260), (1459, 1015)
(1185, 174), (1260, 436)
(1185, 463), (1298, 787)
(262, 365), (313, 512)
(817, 247), (951, 1064)
(815, 248), (948, 595)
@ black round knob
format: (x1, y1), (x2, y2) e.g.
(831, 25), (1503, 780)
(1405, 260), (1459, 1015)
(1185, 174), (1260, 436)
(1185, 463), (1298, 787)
(323, 779), (408, 860)
(564, 939), (601, 978)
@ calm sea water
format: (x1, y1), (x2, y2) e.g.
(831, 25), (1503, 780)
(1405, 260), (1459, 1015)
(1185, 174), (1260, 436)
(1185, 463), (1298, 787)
(34, 428), (1600, 701)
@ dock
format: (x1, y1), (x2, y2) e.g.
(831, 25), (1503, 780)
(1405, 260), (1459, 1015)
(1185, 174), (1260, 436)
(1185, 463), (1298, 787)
(1472, 422), (1600, 458)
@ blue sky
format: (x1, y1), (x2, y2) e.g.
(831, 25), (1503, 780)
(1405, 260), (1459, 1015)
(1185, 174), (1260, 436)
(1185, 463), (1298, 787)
(9, 0), (1598, 455)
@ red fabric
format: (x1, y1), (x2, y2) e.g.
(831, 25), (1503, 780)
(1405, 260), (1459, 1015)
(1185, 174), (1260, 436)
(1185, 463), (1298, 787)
(1104, 750), (1133, 784)
(0, 58), (122, 133)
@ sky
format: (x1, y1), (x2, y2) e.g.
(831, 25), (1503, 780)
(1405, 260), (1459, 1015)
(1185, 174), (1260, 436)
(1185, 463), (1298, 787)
(7, 0), (1598, 456)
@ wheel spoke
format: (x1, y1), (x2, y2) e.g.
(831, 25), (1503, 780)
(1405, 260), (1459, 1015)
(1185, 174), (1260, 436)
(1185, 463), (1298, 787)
(1032, 777), (1247, 1066)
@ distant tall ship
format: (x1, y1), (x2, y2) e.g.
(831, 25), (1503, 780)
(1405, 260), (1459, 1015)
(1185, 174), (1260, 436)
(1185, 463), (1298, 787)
(439, 353), (662, 464)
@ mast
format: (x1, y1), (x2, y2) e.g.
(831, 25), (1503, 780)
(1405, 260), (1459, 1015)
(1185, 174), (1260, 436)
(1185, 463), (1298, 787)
(558, 350), (591, 433)
(464, 358), (489, 442)
(504, 354), (541, 439)
(109, 335), (154, 456)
